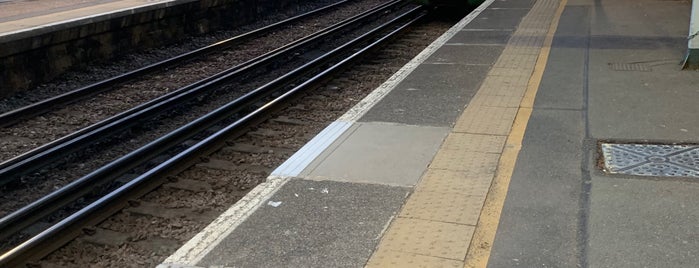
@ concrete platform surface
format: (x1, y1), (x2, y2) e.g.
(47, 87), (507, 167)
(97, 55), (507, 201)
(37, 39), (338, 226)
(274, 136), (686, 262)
(0, 0), (122, 24)
(0, 0), (189, 36)
(159, 0), (699, 267)
(197, 179), (410, 268)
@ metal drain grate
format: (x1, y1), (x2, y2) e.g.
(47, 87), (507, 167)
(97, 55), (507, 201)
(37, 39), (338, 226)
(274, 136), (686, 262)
(608, 63), (652, 72)
(600, 143), (699, 178)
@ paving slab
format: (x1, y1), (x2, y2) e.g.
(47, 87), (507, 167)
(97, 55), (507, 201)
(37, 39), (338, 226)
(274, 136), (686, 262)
(463, 8), (530, 30)
(489, 0), (536, 9)
(449, 29), (514, 45)
(426, 44), (505, 65)
(302, 123), (449, 186)
(453, 106), (518, 135)
(366, 250), (464, 268)
(359, 64), (490, 126)
(197, 179), (410, 268)
(372, 218), (474, 261)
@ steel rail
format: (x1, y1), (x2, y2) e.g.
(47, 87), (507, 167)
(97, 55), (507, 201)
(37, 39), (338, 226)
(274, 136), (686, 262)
(0, 0), (402, 185)
(0, 7), (426, 267)
(0, 0), (352, 128)
(0, 0), (405, 242)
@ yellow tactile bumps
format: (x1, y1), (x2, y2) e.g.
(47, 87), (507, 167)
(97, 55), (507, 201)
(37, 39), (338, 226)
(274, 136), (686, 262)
(453, 106), (518, 135)
(365, 0), (561, 267)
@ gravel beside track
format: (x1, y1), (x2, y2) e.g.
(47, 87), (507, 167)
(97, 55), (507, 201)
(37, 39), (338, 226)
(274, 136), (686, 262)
(35, 9), (467, 267)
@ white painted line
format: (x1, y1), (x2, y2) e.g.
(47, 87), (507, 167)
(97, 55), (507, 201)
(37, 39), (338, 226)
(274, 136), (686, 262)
(160, 176), (289, 266)
(271, 121), (351, 177)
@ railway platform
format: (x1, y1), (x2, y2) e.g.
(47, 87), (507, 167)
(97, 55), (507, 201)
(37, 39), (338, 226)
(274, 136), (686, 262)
(156, 0), (699, 267)
(0, 0), (294, 98)
(0, 0), (192, 97)
(2, 0), (697, 267)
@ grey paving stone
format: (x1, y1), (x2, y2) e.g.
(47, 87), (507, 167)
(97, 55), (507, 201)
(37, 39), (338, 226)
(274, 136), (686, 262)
(302, 123), (449, 186)
(197, 179), (410, 268)
(426, 44), (504, 65)
(449, 29), (513, 45)
(464, 8), (530, 30)
(360, 64), (490, 127)
(489, 0), (535, 9)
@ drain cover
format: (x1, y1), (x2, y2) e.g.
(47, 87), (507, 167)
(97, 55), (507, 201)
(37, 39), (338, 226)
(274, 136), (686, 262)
(608, 63), (652, 72)
(600, 143), (699, 178)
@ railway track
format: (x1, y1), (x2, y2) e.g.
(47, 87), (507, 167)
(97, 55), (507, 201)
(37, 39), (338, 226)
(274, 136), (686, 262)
(0, 0), (352, 129)
(0, 1), (432, 266)
(0, 0), (401, 186)
(0, 0), (387, 162)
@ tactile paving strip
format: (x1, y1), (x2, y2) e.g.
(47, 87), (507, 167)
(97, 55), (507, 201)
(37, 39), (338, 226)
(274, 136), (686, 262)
(400, 190), (486, 225)
(429, 150), (500, 173)
(374, 218), (475, 260)
(453, 106), (518, 135)
(601, 143), (699, 178)
(415, 169), (493, 194)
(442, 133), (506, 153)
(366, 250), (463, 268)
(365, 0), (562, 266)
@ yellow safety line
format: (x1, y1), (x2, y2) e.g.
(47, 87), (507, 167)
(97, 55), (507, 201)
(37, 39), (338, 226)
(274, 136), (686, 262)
(463, 0), (569, 267)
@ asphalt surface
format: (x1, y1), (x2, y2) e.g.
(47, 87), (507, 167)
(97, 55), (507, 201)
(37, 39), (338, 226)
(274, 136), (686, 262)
(488, 0), (699, 267)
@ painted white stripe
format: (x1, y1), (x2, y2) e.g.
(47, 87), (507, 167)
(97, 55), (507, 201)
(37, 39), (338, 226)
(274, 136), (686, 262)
(271, 121), (351, 177)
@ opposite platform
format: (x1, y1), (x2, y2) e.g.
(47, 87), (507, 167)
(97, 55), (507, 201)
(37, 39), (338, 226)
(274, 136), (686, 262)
(0, 0), (293, 97)
(0, 0), (192, 38)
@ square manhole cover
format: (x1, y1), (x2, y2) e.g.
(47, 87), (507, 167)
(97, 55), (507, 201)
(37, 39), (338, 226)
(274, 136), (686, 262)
(600, 143), (699, 178)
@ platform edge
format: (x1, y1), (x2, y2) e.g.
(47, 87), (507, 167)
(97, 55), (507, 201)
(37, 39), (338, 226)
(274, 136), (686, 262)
(159, 176), (289, 266)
